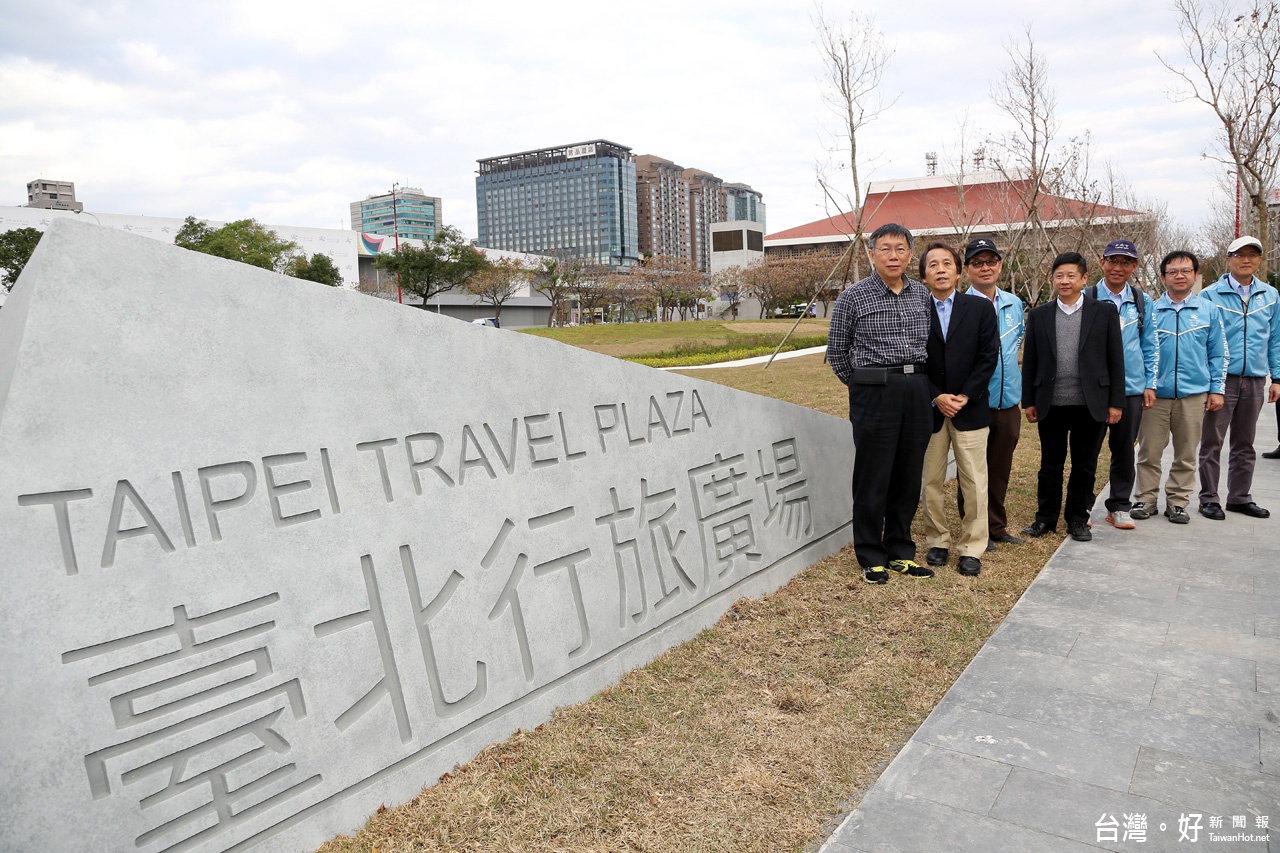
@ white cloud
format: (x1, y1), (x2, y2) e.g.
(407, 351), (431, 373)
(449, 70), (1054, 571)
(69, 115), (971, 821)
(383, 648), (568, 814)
(0, 0), (1239, 240)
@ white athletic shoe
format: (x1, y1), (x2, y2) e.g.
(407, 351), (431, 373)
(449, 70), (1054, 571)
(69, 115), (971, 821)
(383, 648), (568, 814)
(1106, 510), (1136, 529)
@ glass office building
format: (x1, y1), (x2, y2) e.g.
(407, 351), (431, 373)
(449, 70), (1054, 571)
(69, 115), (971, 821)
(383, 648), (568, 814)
(724, 183), (766, 231)
(476, 141), (639, 267)
(349, 188), (441, 242)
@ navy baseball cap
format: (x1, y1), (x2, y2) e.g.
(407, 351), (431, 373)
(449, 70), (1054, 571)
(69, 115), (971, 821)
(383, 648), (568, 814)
(1103, 239), (1139, 259)
(964, 238), (1001, 263)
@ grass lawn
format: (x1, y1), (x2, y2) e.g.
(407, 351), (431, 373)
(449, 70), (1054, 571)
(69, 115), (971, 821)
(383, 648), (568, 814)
(319, 340), (1098, 853)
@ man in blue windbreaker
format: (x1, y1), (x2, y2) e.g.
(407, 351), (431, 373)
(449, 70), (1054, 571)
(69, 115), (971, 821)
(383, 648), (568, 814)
(960, 238), (1026, 550)
(1197, 235), (1280, 520)
(1132, 251), (1226, 524)
(1090, 239), (1155, 530)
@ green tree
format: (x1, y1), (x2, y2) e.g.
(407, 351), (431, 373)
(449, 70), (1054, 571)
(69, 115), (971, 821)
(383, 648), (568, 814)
(286, 252), (344, 286)
(173, 216), (214, 251)
(173, 216), (298, 273)
(0, 227), (43, 292)
(464, 256), (525, 321)
(373, 225), (489, 309)
(531, 255), (582, 326)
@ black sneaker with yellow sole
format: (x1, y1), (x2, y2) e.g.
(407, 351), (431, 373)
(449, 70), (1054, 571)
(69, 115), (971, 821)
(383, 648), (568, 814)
(888, 558), (934, 578)
(863, 566), (889, 584)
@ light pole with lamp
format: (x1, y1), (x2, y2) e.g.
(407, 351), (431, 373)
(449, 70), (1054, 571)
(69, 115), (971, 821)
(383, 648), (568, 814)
(391, 182), (402, 304)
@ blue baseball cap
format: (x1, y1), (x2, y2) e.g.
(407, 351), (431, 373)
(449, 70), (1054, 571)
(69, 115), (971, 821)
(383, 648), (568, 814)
(1103, 239), (1139, 259)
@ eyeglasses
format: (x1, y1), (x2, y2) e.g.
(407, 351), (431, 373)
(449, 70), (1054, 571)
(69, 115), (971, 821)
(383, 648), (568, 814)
(967, 258), (1000, 268)
(874, 245), (911, 257)
(1164, 268), (1195, 278)
(1228, 251), (1262, 259)
(1103, 256), (1138, 265)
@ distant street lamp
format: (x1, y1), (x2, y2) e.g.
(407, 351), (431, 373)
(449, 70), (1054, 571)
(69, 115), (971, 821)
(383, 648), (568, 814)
(392, 182), (402, 304)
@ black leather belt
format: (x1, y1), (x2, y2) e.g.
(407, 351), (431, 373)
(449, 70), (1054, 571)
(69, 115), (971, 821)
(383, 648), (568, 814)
(885, 364), (927, 374)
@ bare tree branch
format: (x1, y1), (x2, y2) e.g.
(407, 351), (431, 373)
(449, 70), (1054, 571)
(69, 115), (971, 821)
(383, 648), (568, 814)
(1158, 0), (1280, 270)
(813, 3), (897, 282)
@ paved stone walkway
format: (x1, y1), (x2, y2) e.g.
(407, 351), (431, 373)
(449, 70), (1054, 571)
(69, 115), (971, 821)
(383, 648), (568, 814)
(821, 433), (1280, 853)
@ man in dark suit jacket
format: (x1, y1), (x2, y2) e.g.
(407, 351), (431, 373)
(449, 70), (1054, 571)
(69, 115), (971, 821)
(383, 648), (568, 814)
(1021, 252), (1126, 542)
(918, 243), (1000, 575)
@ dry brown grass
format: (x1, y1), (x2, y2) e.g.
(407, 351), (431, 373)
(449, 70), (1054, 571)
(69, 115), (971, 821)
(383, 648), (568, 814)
(319, 353), (1093, 853)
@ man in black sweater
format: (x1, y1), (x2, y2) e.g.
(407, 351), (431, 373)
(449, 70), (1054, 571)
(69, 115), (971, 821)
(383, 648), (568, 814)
(1020, 252), (1126, 542)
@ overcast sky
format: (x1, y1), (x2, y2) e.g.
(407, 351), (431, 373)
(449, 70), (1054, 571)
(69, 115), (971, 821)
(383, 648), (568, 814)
(0, 0), (1231, 240)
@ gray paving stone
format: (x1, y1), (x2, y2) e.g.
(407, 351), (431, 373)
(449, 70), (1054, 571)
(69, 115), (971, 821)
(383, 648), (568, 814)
(1257, 615), (1280, 640)
(986, 620), (1078, 656)
(1068, 633), (1257, 690)
(1252, 564), (1280, 596)
(1150, 674), (1280, 733)
(1177, 584), (1280, 617)
(873, 740), (1011, 815)
(1005, 599), (1170, 645)
(1164, 623), (1280, 665)
(1260, 661), (1280, 694)
(988, 765), (1248, 852)
(828, 787), (1101, 853)
(1262, 728), (1280, 778)
(913, 704), (1139, 791)
(1169, 568), (1259, 594)
(1032, 571), (1180, 604)
(1092, 592), (1255, 635)
(957, 644), (1156, 704)
(1038, 551), (1127, 574)
(957, 679), (1262, 772)
(1129, 746), (1279, 820)
(1015, 581), (1100, 611)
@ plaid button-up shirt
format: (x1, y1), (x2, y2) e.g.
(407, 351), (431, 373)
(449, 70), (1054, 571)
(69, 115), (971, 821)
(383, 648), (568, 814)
(828, 271), (932, 386)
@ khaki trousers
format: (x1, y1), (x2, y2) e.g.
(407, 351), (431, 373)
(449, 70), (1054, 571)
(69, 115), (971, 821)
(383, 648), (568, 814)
(1135, 394), (1206, 509)
(920, 421), (990, 557)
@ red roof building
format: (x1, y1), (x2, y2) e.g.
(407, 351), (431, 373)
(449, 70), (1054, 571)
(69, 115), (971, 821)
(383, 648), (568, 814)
(765, 171), (1147, 254)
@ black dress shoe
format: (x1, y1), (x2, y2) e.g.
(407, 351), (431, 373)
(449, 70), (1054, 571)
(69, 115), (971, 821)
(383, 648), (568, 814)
(1020, 521), (1054, 537)
(1067, 522), (1093, 542)
(926, 547), (949, 566)
(990, 533), (1026, 545)
(1262, 446), (1280, 459)
(1199, 502), (1226, 520)
(957, 556), (981, 576)
(1226, 502), (1271, 518)
(986, 540), (997, 553)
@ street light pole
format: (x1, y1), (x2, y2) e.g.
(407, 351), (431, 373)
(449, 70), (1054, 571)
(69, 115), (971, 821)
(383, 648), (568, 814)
(392, 182), (402, 303)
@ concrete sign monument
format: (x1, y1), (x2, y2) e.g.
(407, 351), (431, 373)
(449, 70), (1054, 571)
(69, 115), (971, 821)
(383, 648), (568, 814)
(0, 220), (854, 852)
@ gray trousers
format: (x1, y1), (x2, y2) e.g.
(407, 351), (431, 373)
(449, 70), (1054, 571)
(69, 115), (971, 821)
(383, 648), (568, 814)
(1198, 375), (1266, 505)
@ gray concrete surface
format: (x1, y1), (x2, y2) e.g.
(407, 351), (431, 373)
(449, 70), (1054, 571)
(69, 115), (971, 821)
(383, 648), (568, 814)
(822, 426), (1280, 852)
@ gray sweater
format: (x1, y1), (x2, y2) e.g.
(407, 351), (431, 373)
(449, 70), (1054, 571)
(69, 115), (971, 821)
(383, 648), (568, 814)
(1052, 306), (1086, 407)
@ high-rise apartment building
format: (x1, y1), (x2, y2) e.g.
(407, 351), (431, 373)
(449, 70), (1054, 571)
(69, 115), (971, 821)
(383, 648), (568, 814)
(350, 188), (441, 242)
(682, 168), (725, 273)
(475, 140), (639, 267)
(635, 155), (690, 262)
(633, 160), (764, 273)
(26, 179), (82, 212)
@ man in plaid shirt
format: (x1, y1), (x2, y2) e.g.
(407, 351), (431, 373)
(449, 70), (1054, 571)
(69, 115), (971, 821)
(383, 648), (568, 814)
(828, 223), (935, 584)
